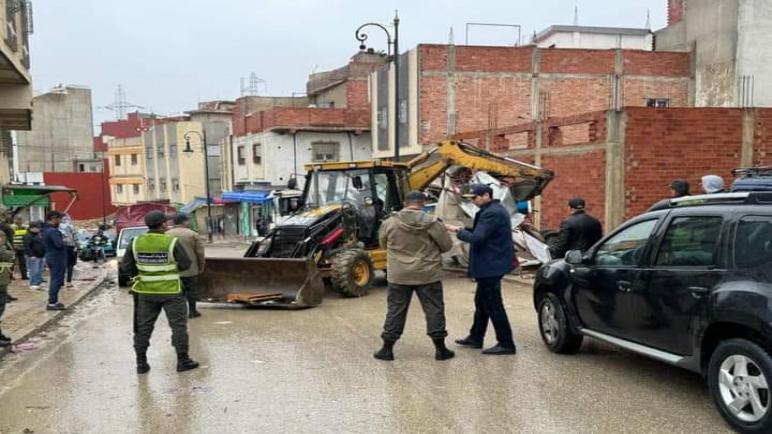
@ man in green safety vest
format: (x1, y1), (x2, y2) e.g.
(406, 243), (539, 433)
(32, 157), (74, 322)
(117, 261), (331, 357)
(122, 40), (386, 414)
(119, 210), (199, 374)
(11, 216), (28, 280)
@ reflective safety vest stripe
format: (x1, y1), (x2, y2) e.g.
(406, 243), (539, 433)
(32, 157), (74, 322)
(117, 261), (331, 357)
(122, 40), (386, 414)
(131, 233), (181, 295)
(0, 261), (14, 271)
(12, 228), (26, 249)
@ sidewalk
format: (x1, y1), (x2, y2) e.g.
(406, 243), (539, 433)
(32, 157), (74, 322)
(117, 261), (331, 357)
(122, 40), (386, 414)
(1, 263), (110, 355)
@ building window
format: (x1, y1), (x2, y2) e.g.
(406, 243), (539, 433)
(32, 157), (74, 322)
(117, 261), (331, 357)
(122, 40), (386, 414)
(252, 143), (262, 164)
(237, 145), (246, 165)
(159, 178), (167, 192)
(312, 142), (340, 162)
(133, 184), (140, 195)
(169, 144), (177, 159)
(158, 146), (165, 158)
(646, 98), (670, 108)
(148, 179), (155, 191)
(114, 155), (121, 166)
(78, 163), (85, 172)
(131, 154), (138, 165)
(116, 185), (124, 194)
(172, 178), (180, 192)
(146, 147), (153, 161)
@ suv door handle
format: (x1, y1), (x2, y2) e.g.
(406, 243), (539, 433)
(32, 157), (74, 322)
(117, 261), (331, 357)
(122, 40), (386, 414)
(617, 280), (632, 293)
(689, 286), (710, 298)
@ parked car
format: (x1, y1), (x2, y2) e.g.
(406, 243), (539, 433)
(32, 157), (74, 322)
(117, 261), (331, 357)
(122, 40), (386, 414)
(116, 226), (148, 287)
(533, 192), (772, 433)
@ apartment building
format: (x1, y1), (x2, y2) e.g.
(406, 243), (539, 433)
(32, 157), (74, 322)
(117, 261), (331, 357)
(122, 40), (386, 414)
(142, 120), (206, 205)
(106, 135), (146, 205)
(0, 0), (33, 183)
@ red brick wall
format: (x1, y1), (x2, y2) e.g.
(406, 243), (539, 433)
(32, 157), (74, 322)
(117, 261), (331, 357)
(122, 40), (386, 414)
(454, 46), (531, 72)
(419, 44), (692, 144)
(753, 109), (772, 166)
(240, 107), (370, 135)
(622, 77), (690, 107)
(418, 45), (449, 71)
(419, 76), (448, 143)
(539, 49), (615, 74)
(346, 80), (370, 110)
(623, 51), (691, 76)
(541, 150), (607, 229)
(44, 168), (117, 221)
(623, 107), (744, 219)
(454, 76), (532, 133)
(539, 78), (612, 117)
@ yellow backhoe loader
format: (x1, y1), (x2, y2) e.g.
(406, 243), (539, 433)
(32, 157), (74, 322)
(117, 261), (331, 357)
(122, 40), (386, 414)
(198, 140), (553, 308)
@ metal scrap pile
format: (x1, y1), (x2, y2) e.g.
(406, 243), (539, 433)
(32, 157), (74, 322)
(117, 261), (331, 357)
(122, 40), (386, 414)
(433, 170), (552, 269)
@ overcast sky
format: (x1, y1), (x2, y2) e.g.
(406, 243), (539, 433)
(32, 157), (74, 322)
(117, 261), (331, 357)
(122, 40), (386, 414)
(30, 0), (666, 128)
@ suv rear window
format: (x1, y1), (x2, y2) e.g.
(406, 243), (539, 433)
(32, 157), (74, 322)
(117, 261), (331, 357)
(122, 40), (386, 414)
(656, 216), (723, 267)
(735, 216), (772, 268)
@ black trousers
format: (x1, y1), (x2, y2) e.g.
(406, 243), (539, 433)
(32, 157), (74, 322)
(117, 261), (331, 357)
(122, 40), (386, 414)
(133, 293), (189, 354)
(14, 250), (26, 279)
(469, 276), (516, 348)
(381, 281), (448, 341)
(65, 247), (77, 283)
(181, 276), (198, 313)
(0, 284), (6, 323)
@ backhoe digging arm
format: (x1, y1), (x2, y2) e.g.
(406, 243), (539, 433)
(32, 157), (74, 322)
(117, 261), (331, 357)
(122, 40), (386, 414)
(405, 140), (554, 201)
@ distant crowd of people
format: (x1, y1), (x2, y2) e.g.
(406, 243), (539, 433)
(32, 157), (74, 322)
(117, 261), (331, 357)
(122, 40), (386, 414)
(0, 210), (116, 348)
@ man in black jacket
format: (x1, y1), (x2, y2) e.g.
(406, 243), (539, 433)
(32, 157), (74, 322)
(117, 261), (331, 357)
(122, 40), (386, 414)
(23, 222), (46, 290)
(549, 197), (603, 259)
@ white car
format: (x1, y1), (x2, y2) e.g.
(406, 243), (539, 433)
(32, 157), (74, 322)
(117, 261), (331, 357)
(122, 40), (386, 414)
(116, 226), (148, 287)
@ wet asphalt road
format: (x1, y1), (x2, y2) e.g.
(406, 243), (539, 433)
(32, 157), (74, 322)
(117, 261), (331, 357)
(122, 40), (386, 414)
(0, 269), (731, 433)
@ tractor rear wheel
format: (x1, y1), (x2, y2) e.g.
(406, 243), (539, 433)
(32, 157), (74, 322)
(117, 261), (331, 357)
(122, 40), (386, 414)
(330, 249), (374, 297)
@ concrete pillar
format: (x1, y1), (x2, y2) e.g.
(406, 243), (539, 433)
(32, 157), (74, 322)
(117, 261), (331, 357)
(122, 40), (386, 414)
(604, 110), (626, 231)
(741, 108), (755, 167)
(445, 44), (457, 137)
(534, 121), (544, 228)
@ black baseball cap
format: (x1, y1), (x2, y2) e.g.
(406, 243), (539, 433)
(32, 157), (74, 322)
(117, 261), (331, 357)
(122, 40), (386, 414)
(568, 197), (586, 210)
(144, 210), (168, 227)
(46, 210), (63, 220)
(463, 184), (494, 198)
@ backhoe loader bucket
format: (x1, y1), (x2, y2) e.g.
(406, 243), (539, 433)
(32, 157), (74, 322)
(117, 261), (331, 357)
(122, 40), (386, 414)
(197, 257), (325, 309)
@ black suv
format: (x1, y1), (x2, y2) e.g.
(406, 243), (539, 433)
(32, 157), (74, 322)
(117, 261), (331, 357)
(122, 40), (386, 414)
(533, 192), (772, 433)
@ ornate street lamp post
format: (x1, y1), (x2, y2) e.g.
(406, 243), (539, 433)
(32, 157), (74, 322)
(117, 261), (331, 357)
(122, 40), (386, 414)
(355, 11), (400, 160)
(183, 130), (213, 243)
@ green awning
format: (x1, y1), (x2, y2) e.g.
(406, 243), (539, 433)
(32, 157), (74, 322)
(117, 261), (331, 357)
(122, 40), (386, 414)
(1, 184), (77, 208)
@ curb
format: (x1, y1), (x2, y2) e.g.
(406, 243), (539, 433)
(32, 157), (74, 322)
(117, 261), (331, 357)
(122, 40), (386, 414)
(0, 269), (112, 359)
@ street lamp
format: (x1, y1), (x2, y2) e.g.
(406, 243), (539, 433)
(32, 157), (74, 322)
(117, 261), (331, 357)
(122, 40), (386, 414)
(183, 130), (213, 243)
(355, 10), (400, 160)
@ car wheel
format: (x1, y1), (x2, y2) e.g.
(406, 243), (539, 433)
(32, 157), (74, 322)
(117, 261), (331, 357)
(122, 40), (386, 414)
(708, 338), (772, 433)
(537, 293), (583, 354)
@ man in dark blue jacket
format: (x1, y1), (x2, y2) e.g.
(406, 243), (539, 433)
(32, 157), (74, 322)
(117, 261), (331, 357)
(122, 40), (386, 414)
(446, 184), (517, 355)
(41, 211), (66, 310)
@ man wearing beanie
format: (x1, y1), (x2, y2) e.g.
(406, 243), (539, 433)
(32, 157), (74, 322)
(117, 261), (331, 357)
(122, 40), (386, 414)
(120, 210), (199, 374)
(374, 191), (455, 361)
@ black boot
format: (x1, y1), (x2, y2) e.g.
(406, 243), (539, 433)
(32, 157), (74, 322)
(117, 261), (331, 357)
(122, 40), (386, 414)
(176, 353), (200, 372)
(373, 339), (396, 361)
(136, 352), (150, 374)
(432, 338), (455, 361)
(455, 335), (483, 349)
(0, 330), (10, 347)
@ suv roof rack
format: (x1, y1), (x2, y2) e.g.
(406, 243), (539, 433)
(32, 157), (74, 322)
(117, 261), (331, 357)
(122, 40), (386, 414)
(732, 166), (772, 178)
(649, 191), (772, 211)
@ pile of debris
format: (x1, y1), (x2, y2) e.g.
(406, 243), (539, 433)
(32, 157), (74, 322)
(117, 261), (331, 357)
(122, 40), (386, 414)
(433, 171), (552, 270)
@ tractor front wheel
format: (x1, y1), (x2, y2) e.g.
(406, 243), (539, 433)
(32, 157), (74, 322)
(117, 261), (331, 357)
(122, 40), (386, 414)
(329, 249), (374, 297)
